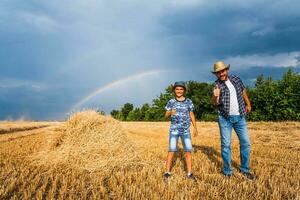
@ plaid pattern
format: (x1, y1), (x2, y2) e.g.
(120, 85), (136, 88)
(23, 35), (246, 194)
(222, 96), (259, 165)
(214, 75), (246, 118)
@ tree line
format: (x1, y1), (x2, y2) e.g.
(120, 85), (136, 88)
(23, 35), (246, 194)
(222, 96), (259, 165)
(111, 69), (300, 121)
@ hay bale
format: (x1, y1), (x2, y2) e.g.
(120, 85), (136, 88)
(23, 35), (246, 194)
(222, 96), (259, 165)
(33, 110), (139, 172)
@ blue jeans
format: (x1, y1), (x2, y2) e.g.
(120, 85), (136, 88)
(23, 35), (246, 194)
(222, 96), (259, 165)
(169, 129), (193, 152)
(218, 115), (250, 175)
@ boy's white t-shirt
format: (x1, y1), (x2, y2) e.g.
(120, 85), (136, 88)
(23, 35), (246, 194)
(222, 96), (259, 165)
(225, 79), (240, 115)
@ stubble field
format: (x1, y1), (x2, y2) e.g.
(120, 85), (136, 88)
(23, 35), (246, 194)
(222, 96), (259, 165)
(0, 111), (299, 200)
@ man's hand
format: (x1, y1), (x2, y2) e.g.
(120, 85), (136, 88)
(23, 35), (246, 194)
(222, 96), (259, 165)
(213, 85), (220, 97)
(212, 85), (220, 105)
(246, 105), (251, 113)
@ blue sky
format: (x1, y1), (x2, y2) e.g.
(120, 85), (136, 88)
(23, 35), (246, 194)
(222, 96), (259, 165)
(1, 0), (300, 120)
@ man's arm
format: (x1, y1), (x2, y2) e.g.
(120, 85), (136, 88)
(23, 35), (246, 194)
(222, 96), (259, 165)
(189, 112), (198, 137)
(212, 96), (219, 106)
(242, 89), (251, 113)
(212, 85), (220, 106)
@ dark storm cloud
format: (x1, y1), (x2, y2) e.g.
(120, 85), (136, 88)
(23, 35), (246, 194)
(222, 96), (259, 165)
(159, 0), (300, 62)
(232, 66), (300, 86)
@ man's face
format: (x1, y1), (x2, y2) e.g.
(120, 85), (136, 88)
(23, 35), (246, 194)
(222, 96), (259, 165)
(174, 86), (185, 97)
(216, 69), (229, 81)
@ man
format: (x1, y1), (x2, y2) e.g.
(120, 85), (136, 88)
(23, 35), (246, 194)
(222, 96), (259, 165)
(211, 61), (255, 180)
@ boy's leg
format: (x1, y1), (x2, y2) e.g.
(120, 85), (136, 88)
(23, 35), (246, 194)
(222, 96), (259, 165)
(166, 130), (179, 173)
(218, 115), (233, 175)
(181, 131), (193, 174)
(166, 152), (175, 173)
(185, 152), (192, 174)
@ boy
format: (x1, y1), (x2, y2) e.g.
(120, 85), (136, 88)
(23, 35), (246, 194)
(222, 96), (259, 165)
(164, 81), (198, 181)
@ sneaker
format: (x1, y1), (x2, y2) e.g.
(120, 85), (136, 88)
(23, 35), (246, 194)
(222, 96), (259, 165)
(163, 172), (171, 181)
(240, 171), (256, 181)
(186, 173), (197, 182)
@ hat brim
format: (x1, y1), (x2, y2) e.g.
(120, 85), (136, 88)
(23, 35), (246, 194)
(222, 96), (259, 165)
(211, 64), (230, 74)
(173, 85), (186, 91)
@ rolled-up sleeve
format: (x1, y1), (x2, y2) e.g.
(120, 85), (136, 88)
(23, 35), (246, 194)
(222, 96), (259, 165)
(239, 78), (245, 91)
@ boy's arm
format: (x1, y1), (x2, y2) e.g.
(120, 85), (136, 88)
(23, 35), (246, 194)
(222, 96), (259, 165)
(165, 111), (172, 120)
(189, 112), (198, 137)
(165, 109), (176, 120)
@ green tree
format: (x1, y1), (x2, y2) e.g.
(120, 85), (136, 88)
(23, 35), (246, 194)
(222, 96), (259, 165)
(140, 103), (150, 120)
(144, 107), (157, 121)
(185, 81), (216, 121)
(248, 76), (280, 120)
(121, 103), (134, 120)
(277, 69), (300, 120)
(248, 69), (300, 121)
(110, 109), (119, 118)
(150, 87), (173, 121)
(116, 112), (125, 121)
(127, 108), (142, 121)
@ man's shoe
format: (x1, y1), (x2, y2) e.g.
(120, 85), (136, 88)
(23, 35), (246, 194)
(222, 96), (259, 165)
(187, 173), (197, 182)
(240, 171), (256, 181)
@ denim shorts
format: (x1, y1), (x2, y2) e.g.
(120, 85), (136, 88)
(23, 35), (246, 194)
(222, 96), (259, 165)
(168, 129), (193, 152)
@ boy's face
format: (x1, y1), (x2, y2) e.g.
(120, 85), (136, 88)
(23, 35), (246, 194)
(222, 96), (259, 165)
(174, 86), (185, 97)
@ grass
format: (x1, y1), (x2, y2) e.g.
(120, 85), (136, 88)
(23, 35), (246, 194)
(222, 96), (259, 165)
(0, 112), (299, 199)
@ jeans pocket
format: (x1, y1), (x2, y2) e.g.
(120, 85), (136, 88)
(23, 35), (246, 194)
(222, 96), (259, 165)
(182, 130), (190, 135)
(238, 116), (247, 125)
(170, 130), (179, 136)
(218, 115), (227, 125)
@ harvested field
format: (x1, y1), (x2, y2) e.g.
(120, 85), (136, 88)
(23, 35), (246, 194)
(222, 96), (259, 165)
(32, 111), (140, 172)
(0, 112), (299, 199)
(0, 121), (58, 134)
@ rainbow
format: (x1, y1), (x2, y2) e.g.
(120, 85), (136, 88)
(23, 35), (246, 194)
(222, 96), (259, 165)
(70, 69), (166, 111)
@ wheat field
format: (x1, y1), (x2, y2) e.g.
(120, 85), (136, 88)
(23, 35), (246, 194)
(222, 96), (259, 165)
(0, 111), (299, 200)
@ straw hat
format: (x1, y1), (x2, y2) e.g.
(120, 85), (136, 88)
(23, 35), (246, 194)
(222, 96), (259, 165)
(212, 61), (230, 73)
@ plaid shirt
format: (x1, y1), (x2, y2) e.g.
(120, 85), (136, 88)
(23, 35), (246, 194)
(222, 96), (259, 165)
(214, 75), (246, 118)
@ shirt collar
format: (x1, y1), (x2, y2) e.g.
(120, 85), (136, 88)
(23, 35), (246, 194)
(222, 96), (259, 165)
(217, 75), (233, 84)
(175, 97), (186, 102)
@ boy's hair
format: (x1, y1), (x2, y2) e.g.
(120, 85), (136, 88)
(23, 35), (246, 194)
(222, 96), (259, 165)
(172, 81), (186, 91)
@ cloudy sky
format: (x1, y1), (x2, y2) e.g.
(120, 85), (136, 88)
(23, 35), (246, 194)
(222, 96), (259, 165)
(1, 0), (300, 120)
